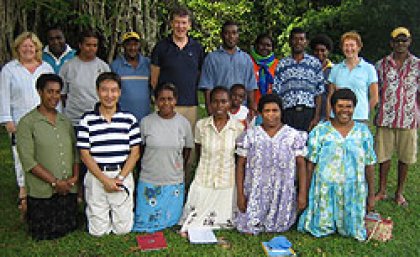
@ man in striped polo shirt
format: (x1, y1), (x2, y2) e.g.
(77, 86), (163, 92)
(77, 72), (141, 236)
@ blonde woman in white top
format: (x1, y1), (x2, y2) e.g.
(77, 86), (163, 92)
(0, 32), (53, 215)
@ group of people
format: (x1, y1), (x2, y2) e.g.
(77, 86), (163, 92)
(0, 5), (418, 243)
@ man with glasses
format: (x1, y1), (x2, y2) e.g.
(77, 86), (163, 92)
(374, 27), (419, 207)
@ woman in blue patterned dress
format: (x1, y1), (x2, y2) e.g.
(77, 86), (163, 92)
(298, 88), (376, 241)
(235, 94), (308, 235)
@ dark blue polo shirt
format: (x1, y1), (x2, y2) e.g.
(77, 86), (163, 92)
(151, 36), (204, 106)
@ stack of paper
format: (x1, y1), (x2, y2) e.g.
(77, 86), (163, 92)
(187, 228), (218, 244)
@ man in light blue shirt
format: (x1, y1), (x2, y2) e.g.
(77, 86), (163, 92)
(111, 32), (150, 123)
(199, 21), (257, 115)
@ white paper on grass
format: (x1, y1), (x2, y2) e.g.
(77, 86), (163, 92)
(187, 227), (218, 244)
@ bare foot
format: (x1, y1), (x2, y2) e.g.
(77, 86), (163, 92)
(374, 192), (388, 201)
(179, 231), (188, 238)
(395, 194), (408, 207)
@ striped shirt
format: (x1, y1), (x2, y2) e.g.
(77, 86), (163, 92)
(110, 54), (151, 122)
(193, 116), (244, 189)
(77, 103), (141, 167)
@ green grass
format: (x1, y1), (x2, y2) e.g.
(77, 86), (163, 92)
(1, 120), (419, 256)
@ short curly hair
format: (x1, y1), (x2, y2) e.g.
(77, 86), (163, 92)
(310, 34), (333, 51)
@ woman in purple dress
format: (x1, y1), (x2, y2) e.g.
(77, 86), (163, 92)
(235, 94), (307, 235)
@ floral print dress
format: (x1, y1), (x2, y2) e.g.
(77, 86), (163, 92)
(298, 121), (376, 241)
(235, 125), (307, 234)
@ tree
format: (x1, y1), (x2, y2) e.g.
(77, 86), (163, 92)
(1, 0), (417, 65)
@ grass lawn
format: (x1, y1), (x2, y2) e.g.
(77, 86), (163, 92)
(1, 120), (419, 256)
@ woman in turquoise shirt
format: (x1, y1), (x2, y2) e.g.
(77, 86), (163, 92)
(326, 31), (378, 122)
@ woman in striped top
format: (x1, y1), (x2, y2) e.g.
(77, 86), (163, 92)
(179, 86), (244, 233)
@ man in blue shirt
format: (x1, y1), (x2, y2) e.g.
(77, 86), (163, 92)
(273, 27), (325, 131)
(150, 6), (204, 129)
(199, 21), (257, 115)
(111, 32), (150, 123)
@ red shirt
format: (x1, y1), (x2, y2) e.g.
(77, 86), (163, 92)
(375, 53), (420, 129)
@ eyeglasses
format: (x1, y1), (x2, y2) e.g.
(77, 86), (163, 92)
(393, 38), (409, 43)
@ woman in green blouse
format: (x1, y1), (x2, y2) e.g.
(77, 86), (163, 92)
(16, 73), (79, 240)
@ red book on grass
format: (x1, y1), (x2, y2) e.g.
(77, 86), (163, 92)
(136, 232), (167, 251)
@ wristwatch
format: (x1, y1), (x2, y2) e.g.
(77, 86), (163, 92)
(116, 174), (125, 181)
(51, 179), (58, 188)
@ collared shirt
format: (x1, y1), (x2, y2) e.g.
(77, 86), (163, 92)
(0, 60), (54, 124)
(199, 46), (258, 91)
(42, 44), (76, 74)
(328, 58), (378, 120)
(60, 56), (110, 125)
(193, 116), (244, 189)
(16, 108), (79, 198)
(152, 36), (204, 106)
(273, 54), (325, 109)
(375, 53), (420, 129)
(77, 103), (141, 167)
(111, 54), (151, 122)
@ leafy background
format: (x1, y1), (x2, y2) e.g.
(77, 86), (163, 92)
(0, 0), (419, 64)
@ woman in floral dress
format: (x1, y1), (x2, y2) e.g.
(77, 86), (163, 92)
(298, 88), (376, 241)
(235, 94), (308, 235)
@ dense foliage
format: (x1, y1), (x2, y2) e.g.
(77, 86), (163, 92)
(0, 0), (418, 64)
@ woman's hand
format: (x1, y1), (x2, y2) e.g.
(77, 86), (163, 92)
(65, 176), (78, 188)
(5, 121), (16, 133)
(55, 180), (72, 195)
(237, 194), (247, 213)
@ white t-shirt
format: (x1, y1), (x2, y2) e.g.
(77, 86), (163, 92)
(230, 105), (248, 122)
